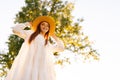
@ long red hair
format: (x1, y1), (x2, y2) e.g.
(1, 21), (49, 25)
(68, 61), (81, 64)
(28, 21), (50, 45)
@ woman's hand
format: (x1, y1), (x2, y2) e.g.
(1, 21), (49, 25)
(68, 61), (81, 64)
(51, 34), (59, 41)
(24, 22), (32, 28)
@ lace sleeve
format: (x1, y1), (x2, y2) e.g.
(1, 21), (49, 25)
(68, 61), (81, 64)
(48, 39), (64, 53)
(12, 23), (31, 39)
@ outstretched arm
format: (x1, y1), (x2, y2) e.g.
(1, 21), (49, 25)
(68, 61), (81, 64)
(12, 22), (31, 39)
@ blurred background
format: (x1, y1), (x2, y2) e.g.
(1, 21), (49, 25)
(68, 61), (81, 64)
(0, 0), (120, 80)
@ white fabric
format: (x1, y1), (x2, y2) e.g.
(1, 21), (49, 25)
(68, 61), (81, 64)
(5, 23), (64, 80)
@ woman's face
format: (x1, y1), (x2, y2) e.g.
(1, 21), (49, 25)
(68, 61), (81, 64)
(40, 22), (50, 34)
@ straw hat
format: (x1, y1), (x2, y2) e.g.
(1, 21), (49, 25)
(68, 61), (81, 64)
(31, 16), (55, 36)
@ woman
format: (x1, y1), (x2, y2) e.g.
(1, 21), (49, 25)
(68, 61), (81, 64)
(5, 16), (64, 80)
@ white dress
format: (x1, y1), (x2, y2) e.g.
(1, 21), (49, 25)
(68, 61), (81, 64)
(5, 23), (64, 80)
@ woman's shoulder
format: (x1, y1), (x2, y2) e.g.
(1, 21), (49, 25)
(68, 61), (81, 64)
(24, 30), (33, 39)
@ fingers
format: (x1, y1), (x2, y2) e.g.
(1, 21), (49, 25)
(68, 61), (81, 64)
(24, 22), (32, 28)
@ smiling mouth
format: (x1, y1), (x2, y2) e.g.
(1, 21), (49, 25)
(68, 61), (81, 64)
(43, 28), (47, 30)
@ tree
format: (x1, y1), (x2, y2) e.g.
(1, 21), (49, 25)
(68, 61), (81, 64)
(0, 0), (99, 77)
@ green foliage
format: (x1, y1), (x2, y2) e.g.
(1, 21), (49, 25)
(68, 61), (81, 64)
(0, 53), (8, 78)
(0, 0), (100, 77)
(0, 35), (24, 77)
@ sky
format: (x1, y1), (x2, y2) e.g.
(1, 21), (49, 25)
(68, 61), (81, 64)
(0, 0), (120, 80)
(72, 0), (120, 63)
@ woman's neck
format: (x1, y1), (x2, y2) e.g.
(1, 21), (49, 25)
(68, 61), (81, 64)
(40, 32), (45, 36)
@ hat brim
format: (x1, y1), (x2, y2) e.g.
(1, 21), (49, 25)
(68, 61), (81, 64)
(31, 16), (55, 36)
